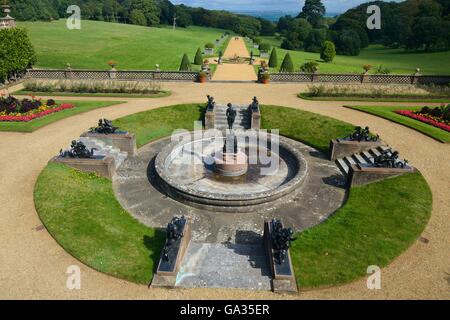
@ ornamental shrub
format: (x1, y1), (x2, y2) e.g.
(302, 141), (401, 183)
(279, 53), (294, 72)
(320, 41), (336, 63)
(300, 61), (319, 73)
(268, 48), (278, 68)
(194, 48), (203, 65)
(179, 54), (191, 71)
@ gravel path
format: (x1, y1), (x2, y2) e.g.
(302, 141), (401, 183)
(0, 82), (448, 299)
(212, 37), (257, 81)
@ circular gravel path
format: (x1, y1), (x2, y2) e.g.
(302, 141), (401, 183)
(0, 82), (448, 299)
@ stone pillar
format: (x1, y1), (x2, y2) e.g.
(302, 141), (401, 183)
(361, 71), (370, 83)
(412, 68), (421, 85)
(312, 71), (319, 82)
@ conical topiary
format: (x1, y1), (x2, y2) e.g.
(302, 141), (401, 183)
(194, 48), (203, 65)
(179, 53), (191, 71)
(320, 41), (336, 63)
(268, 48), (278, 68)
(279, 53), (294, 72)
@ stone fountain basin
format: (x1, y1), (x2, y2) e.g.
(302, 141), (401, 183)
(154, 132), (308, 209)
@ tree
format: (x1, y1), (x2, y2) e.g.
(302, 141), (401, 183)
(268, 48), (278, 68)
(179, 53), (191, 71)
(130, 9), (147, 26)
(194, 48), (203, 65)
(279, 53), (294, 72)
(320, 41), (336, 62)
(304, 28), (326, 52)
(259, 43), (271, 53)
(335, 29), (361, 56)
(0, 28), (36, 83)
(298, 0), (326, 28)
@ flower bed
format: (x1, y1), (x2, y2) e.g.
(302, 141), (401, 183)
(395, 110), (450, 132)
(0, 95), (75, 122)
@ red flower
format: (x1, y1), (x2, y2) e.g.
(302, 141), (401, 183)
(0, 104), (75, 122)
(395, 110), (450, 133)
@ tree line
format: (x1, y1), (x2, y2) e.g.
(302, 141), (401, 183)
(8, 0), (275, 38)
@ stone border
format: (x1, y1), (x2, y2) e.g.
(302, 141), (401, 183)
(50, 155), (116, 179)
(154, 132), (308, 210)
(329, 139), (384, 161)
(349, 164), (416, 186)
(80, 132), (137, 156)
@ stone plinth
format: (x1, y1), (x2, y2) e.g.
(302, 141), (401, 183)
(80, 132), (137, 156)
(151, 218), (191, 288)
(51, 155), (116, 179)
(205, 110), (215, 130)
(349, 164), (415, 186)
(329, 139), (383, 161)
(214, 151), (248, 177)
(251, 111), (261, 130)
(263, 221), (298, 293)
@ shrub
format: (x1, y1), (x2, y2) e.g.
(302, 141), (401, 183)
(0, 28), (36, 84)
(194, 48), (203, 65)
(268, 48), (278, 68)
(253, 37), (262, 45)
(179, 54), (191, 71)
(375, 65), (391, 74)
(279, 53), (294, 72)
(258, 43), (271, 53)
(320, 41), (336, 63)
(205, 43), (215, 49)
(300, 61), (319, 73)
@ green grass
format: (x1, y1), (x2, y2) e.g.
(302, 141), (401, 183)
(13, 90), (171, 99)
(0, 100), (123, 132)
(33, 104), (433, 288)
(18, 20), (228, 71)
(34, 162), (165, 284)
(298, 92), (450, 103)
(258, 36), (450, 75)
(260, 105), (354, 153)
(345, 105), (450, 143)
(292, 172), (432, 289)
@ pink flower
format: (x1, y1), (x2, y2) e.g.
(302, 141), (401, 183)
(395, 110), (450, 132)
(0, 104), (75, 122)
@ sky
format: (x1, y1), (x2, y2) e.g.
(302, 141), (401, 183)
(170, 0), (402, 13)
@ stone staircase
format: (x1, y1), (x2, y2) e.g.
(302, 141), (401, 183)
(214, 105), (251, 130)
(335, 145), (397, 176)
(78, 137), (128, 170)
(175, 242), (272, 291)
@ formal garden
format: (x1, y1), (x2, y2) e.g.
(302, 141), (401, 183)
(1, 0), (449, 300)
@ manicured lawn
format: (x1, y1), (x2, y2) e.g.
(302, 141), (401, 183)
(260, 105), (354, 153)
(292, 172), (432, 289)
(257, 36), (450, 75)
(345, 105), (450, 143)
(34, 104), (433, 288)
(298, 93), (450, 103)
(34, 162), (165, 284)
(18, 20), (228, 71)
(13, 90), (171, 99)
(0, 100), (123, 132)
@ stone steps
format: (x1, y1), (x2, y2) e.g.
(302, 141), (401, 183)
(78, 137), (128, 170)
(214, 105), (251, 130)
(335, 145), (400, 176)
(175, 242), (271, 291)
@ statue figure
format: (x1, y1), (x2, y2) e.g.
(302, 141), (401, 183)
(271, 219), (294, 265)
(226, 103), (237, 130)
(249, 96), (260, 113)
(206, 95), (215, 112)
(346, 126), (379, 142)
(249, 51), (254, 65)
(59, 140), (96, 159)
(90, 118), (119, 134)
(373, 149), (408, 168)
(162, 216), (187, 262)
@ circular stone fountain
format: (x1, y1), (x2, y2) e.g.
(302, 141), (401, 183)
(154, 131), (308, 210)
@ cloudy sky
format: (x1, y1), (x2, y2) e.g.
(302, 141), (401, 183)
(170, 0), (400, 13)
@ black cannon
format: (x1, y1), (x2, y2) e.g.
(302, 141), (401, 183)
(59, 140), (96, 159)
(90, 118), (119, 134)
(345, 126), (379, 142)
(271, 219), (294, 265)
(373, 149), (408, 168)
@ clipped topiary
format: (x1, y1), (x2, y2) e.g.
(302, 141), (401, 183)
(194, 48), (203, 65)
(268, 48), (278, 68)
(320, 41), (336, 63)
(300, 61), (319, 73)
(279, 53), (294, 72)
(179, 54), (191, 71)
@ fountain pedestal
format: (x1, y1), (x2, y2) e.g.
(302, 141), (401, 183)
(214, 131), (248, 177)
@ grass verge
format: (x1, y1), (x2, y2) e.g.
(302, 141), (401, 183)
(34, 162), (165, 284)
(291, 172), (432, 289)
(0, 100), (123, 132)
(13, 90), (171, 99)
(298, 92), (450, 103)
(345, 105), (450, 143)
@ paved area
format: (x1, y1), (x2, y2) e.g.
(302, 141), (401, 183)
(212, 37), (257, 81)
(176, 243), (272, 291)
(0, 82), (449, 299)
